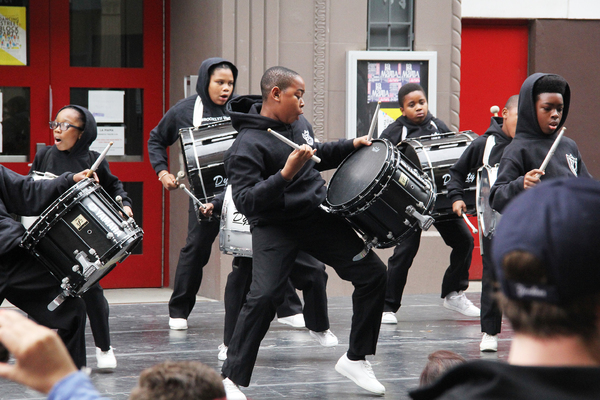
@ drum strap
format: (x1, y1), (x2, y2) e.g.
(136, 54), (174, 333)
(401, 120), (438, 141)
(193, 96), (204, 128)
(482, 135), (496, 166)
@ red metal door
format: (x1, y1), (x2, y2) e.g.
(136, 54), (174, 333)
(0, 1), (168, 288)
(460, 19), (529, 279)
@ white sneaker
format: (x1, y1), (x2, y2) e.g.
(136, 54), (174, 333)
(335, 353), (385, 395)
(480, 333), (498, 352)
(222, 378), (247, 400)
(277, 313), (306, 328)
(218, 343), (228, 361)
(96, 347), (117, 369)
(169, 317), (188, 330)
(443, 291), (480, 317)
(381, 311), (398, 324)
(309, 329), (339, 347)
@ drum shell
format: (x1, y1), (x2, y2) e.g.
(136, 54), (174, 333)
(403, 131), (478, 218)
(476, 164), (501, 237)
(21, 179), (143, 296)
(219, 185), (252, 257)
(326, 139), (435, 248)
(179, 122), (237, 203)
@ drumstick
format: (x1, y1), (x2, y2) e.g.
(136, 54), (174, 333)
(86, 142), (113, 178)
(366, 101), (381, 142)
(462, 212), (478, 234)
(490, 105), (500, 117)
(538, 126), (566, 174)
(267, 128), (321, 163)
(179, 184), (207, 210)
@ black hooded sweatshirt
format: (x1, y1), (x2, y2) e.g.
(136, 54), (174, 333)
(223, 95), (356, 226)
(30, 105), (132, 208)
(0, 165), (77, 256)
(409, 360), (600, 400)
(147, 57), (238, 175)
(447, 116), (512, 205)
(379, 111), (450, 144)
(490, 73), (591, 213)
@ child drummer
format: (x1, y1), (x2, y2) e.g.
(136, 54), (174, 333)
(220, 66), (387, 398)
(379, 83), (479, 326)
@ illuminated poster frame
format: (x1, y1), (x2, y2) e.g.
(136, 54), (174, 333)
(346, 51), (437, 139)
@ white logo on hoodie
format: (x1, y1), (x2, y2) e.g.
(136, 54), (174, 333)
(566, 154), (578, 176)
(302, 130), (314, 146)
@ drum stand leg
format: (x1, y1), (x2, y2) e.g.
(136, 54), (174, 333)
(405, 205), (435, 231)
(48, 292), (68, 311)
(353, 239), (376, 262)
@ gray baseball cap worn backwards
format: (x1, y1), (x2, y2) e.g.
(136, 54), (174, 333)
(492, 177), (600, 305)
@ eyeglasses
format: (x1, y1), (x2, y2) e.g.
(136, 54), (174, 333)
(49, 121), (84, 131)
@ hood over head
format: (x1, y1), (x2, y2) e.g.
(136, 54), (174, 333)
(515, 73), (570, 140)
(56, 104), (97, 157)
(195, 57), (238, 119)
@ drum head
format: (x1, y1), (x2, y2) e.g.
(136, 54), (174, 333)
(327, 140), (389, 207)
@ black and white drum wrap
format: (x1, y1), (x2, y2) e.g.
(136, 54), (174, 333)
(219, 185), (252, 258)
(178, 122), (237, 204)
(402, 131), (478, 218)
(21, 178), (143, 309)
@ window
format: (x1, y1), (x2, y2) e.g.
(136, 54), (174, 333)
(368, 0), (414, 51)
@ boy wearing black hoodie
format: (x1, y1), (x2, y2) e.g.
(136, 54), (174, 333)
(490, 73), (591, 212)
(31, 105), (132, 369)
(447, 95), (518, 352)
(148, 58), (237, 331)
(0, 167), (89, 368)
(380, 83), (479, 326)
(220, 66), (387, 398)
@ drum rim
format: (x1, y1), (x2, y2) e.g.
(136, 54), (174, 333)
(326, 139), (398, 212)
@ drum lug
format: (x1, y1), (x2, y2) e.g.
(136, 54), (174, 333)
(405, 205), (435, 231)
(106, 232), (116, 242)
(75, 250), (100, 279)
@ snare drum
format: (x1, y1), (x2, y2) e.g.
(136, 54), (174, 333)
(20, 171), (59, 230)
(325, 139), (436, 249)
(476, 164), (501, 238)
(179, 122), (237, 204)
(21, 178), (143, 307)
(219, 185), (252, 257)
(403, 131), (478, 218)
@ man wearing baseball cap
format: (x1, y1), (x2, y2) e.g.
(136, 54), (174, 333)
(410, 177), (600, 400)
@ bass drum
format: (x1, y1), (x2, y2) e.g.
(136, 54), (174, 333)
(476, 164), (501, 237)
(219, 185), (252, 258)
(178, 121), (238, 206)
(402, 131), (478, 218)
(21, 178), (143, 309)
(325, 139), (435, 249)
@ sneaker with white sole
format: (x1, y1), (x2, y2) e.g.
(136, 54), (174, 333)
(309, 329), (339, 347)
(169, 317), (188, 330)
(443, 291), (480, 317)
(222, 377), (247, 400)
(381, 311), (398, 324)
(335, 353), (385, 395)
(277, 313), (306, 328)
(480, 333), (498, 352)
(96, 347), (117, 369)
(218, 343), (228, 361)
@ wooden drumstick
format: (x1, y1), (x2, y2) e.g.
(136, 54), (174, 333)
(366, 101), (381, 142)
(86, 142), (113, 178)
(490, 105), (500, 117)
(267, 128), (321, 163)
(462, 211), (478, 234)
